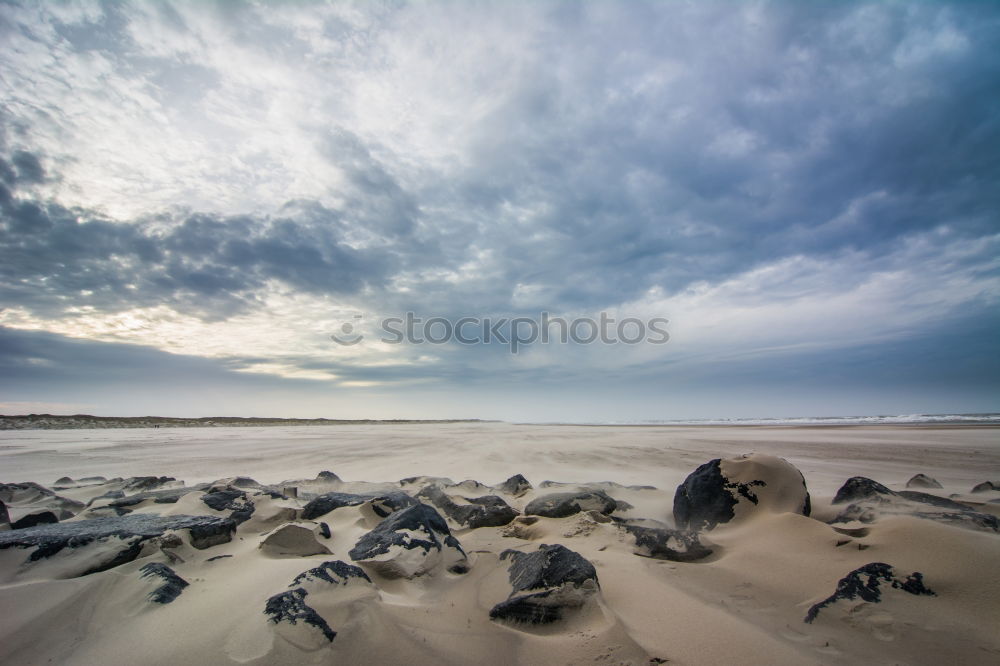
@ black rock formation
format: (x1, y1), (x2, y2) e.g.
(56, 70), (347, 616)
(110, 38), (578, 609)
(832, 477), (895, 504)
(971, 481), (997, 493)
(804, 562), (935, 623)
(301, 491), (417, 520)
(499, 474), (532, 496)
(0, 513), (237, 572)
(905, 474), (943, 489)
(417, 485), (518, 528)
(349, 503), (467, 576)
(523, 491), (617, 519)
(490, 544), (599, 625)
(290, 560), (372, 587)
(201, 487), (255, 525)
(673, 459), (768, 531)
(139, 562), (189, 603)
(10, 511), (59, 530)
(264, 588), (336, 642)
(625, 525), (713, 562)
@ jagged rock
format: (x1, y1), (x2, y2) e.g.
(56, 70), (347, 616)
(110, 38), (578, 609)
(349, 504), (467, 578)
(122, 476), (177, 493)
(673, 454), (811, 531)
(201, 488), (255, 524)
(417, 486), (518, 528)
(399, 475), (455, 487)
(625, 525), (712, 562)
(259, 524), (331, 557)
(264, 588), (336, 642)
(139, 562), (189, 603)
(489, 544), (599, 625)
(318, 522), (331, 539)
(0, 482), (85, 514)
(832, 477), (895, 504)
(106, 485), (208, 509)
(804, 562), (935, 623)
(290, 560), (372, 587)
(301, 491), (417, 520)
(0, 514), (236, 574)
(971, 481), (998, 493)
(524, 491), (617, 519)
(10, 511), (59, 530)
(906, 474), (943, 489)
(830, 478), (999, 533)
(499, 474), (532, 496)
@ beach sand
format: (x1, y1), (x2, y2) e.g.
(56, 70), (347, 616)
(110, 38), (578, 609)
(1, 423), (998, 665)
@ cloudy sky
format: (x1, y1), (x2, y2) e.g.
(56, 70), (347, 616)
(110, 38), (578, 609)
(1, 0), (997, 421)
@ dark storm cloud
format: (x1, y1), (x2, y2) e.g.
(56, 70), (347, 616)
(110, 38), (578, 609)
(0, 174), (387, 318)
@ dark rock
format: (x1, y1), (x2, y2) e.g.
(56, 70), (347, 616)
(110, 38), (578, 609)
(832, 477), (895, 504)
(290, 560), (372, 587)
(54, 476), (75, 486)
(301, 491), (417, 520)
(0, 499), (8, 525)
(673, 454), (811, 531)
(897, 491), (972, 511)
(499, 474), (532, 496)
(206, 554), (232, 562)
(11, 511), (59, 530)
(0, 514), (236, 574)
(349, 503), (467, 578)
(318, 522), (331, 539)
(906, 474), (943, 489)
(201, 487), (255, 525)
(971, 481), (998, 493)
(106, 485), (207, 508)
(0, 482), (85, 513)
(122, 476), (177, 493)
(524, 491), (617, 519)
(316, 471), (340, 482)
(139, 562), (189, 603)
(264, 588), (336, 642)
(673, 460), (756, 531)
(625, 525), (713, 562)
(417, 486), (518, 528)
(804, 562), (935, 624)
(490, 544), (599, 625)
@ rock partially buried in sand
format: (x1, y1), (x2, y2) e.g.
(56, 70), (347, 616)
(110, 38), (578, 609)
(804, 562), (935, 624)
(0, 514), (236, 575)
(301, 491), (417, 520)
(673, 454), (811, 532)
(490, 543), (599, 625)
(416, 485), (518, 528)
(832, 477), (895, 504)
(259, 524), (332, 557)
(830, 477), (999, 533)
(499, 474), (532, 497)
(348, 503), (468, 578)
(524, 490), (617, 519)
(264, 588), (337, 642)
(139, 562), (189, 604)
(10, 510), (59, 530)
(263, 560), (376, 646)
(201, 487), (255, 525)
(905, 474), (943, 489)
(624, 525), (712, 562)
(971, 481), (998, 493)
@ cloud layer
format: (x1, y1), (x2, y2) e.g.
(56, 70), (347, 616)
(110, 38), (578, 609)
(0, 0), (997, 417)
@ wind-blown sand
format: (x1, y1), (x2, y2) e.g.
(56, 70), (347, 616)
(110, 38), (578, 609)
(1, 423), (998, 665)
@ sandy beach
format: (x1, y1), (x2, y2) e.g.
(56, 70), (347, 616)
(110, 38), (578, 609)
(1, 423), (999, 665)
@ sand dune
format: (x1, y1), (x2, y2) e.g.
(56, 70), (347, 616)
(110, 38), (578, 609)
(1, 423), (999, 665)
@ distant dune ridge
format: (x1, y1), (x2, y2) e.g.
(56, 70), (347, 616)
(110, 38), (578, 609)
(0, 423), (999, 664)
(0, 413), (489, 430)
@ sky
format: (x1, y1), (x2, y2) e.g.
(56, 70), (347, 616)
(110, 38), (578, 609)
(0, 0), (998, 421)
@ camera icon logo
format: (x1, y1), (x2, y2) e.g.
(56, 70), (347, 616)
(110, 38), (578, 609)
(330, 313), (364, 346)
